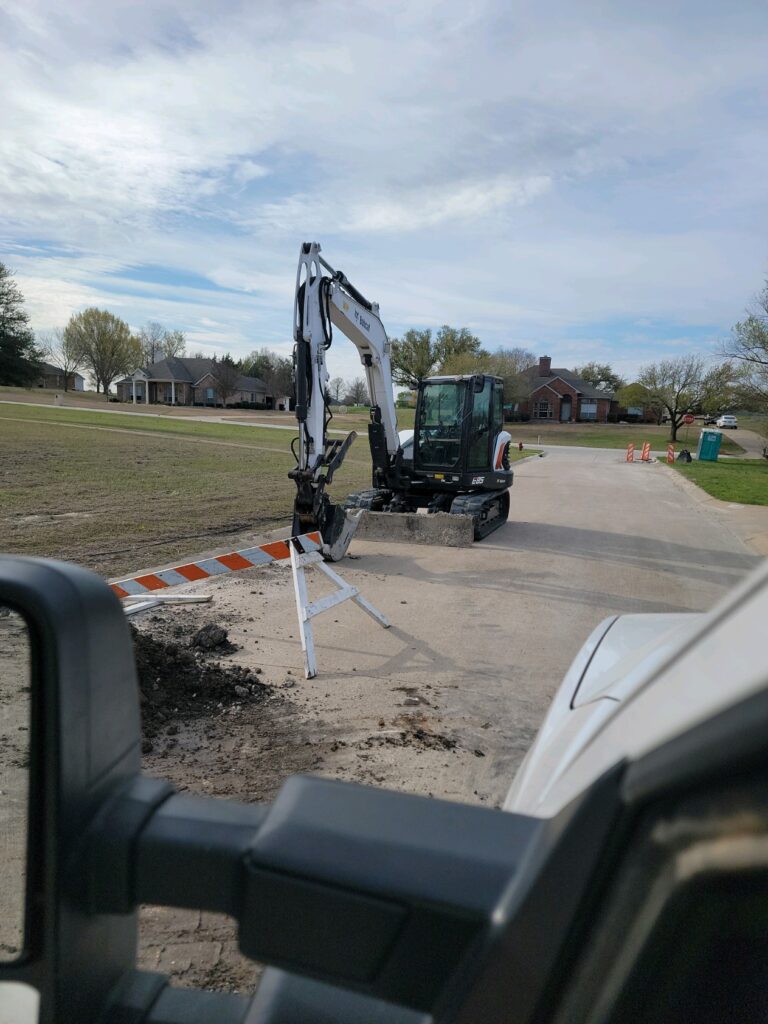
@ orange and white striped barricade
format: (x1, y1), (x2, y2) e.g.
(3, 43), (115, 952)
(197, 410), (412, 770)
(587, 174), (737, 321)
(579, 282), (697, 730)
(111, 531), (389, 679)
(288, 538), (389, 678)
(111, 532), (324, 599)
(667, 444), (675, 464)
(626, 443), (635, 463)
(641, 442), (651, 462)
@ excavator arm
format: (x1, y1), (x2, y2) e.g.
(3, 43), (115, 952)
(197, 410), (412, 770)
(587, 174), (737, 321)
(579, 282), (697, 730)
(290, 241), (401, 559)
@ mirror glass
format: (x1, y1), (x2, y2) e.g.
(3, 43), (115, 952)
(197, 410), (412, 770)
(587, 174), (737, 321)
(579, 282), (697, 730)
(0, 606), (31, 962)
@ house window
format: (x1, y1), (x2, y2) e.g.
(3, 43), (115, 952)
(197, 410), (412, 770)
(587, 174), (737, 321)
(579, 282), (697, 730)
(581, 401), (597, 421)
(206, 387), (214, 401)
(535, 400), (551, 418)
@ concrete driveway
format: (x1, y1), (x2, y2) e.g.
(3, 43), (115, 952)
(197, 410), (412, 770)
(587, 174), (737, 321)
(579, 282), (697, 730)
(725, 427), (767, 459)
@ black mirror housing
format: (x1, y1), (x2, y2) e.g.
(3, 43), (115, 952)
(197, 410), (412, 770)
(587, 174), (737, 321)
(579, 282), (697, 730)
(0, 557), (143, 1022)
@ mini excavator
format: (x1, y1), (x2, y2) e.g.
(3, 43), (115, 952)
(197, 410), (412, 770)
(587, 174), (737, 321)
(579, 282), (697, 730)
(290, 242), (513, 559)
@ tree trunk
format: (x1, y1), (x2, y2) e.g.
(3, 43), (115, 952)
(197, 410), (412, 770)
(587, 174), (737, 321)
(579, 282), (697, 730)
(670, 419), (679, 441)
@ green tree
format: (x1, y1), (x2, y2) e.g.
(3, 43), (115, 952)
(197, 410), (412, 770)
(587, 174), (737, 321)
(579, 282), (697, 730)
(638, 356), (734, 441)
(615, 382), (663, 423)
(573, 361), (626, 393)
(0, 263), (42, 386)
(242, 346), (292, 400)
(38, 326), (86, 391)
(391, 325), (482, 387)
(391, 328), (437, 387)
(437, 345), (535, 407)
(434, 325), (482, 370)
(64, 308), (141, 398)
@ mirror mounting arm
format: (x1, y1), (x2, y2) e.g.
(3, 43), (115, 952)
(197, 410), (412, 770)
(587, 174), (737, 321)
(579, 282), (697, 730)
(84, 774), (544, 1016)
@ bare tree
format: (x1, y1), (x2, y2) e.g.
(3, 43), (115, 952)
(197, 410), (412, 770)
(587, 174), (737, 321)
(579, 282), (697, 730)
(638, 356), (735, 441)
(329, 376), (346, 402)
(38, 326), (86, 391)
(212, 354), (241, 406)
(486, 347), (537, 406)
(722, 281), (768, 408)
(138, 321), (166, 366)
(345, 377), (369, 405)
(161, 329), (186, 359)
(64, 308), (142, 399)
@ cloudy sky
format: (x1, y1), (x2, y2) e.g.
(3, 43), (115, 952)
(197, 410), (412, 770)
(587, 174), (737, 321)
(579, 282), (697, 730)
(1, 0), (767, 384)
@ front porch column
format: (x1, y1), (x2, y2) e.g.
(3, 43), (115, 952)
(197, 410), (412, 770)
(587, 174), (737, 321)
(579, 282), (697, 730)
(145, 382), (150, 405)
(171, 380), (175, 405)
(132, 377), (137, 404)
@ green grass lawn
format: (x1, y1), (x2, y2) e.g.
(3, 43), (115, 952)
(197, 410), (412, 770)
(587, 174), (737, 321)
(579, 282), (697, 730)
(667, 459), (768, 505)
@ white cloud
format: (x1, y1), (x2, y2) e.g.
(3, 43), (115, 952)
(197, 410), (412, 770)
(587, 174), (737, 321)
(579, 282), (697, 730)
(1, 0), (767, 387)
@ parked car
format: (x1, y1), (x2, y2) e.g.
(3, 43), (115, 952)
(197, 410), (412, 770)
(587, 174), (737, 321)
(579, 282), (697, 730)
(716, 414), (738, 429)
(703, 414), (718, 425)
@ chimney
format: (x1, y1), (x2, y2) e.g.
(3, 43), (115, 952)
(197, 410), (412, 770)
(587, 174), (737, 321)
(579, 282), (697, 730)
(538, 355), (552, 376)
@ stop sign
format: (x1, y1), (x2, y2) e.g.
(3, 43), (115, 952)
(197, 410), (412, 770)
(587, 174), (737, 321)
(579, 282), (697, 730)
(683, 414), (695, 425)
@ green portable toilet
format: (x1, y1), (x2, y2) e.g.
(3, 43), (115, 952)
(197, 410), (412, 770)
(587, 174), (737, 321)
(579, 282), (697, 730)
(697, 428), (723, 462)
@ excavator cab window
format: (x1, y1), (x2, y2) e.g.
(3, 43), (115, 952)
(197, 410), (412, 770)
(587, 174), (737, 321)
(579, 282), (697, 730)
(492, 382), (504, 435)
(468, 377), (493, 470)
(414, 381), (464, 470)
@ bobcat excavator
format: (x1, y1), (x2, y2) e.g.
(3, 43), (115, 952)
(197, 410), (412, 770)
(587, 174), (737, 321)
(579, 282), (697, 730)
(290, 242), (513, 559)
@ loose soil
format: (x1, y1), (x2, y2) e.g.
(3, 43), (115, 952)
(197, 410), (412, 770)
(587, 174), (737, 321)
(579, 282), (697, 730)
(129, 570), (484, 994)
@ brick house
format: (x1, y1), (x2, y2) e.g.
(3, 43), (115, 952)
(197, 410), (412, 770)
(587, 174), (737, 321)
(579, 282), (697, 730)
(115, 357), (271, 407)
(38, 362), (85, 391)
(519, 356), (616, 423)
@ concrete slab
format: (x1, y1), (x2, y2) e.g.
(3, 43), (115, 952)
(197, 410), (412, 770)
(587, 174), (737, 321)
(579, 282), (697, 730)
(355, 509), (474, 547)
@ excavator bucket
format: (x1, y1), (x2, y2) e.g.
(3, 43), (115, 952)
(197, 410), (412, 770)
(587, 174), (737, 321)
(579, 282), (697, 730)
(292, 500), (363, 562)
(319, 505), (363, 562)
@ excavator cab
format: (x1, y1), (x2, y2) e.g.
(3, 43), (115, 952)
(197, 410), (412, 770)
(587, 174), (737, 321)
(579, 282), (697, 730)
(413, 374), (510, 484)
(348, 374), (512, 540)
(394, 373), (513, 538)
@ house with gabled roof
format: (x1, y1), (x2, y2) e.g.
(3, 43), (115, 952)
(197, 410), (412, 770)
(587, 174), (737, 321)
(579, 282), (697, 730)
(38, 362), (85, 391)
(115, 357), (277, 408)
(520, 356), (617, 423)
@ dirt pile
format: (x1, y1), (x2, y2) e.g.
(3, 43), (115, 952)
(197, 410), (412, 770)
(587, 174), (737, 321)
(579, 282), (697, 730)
(130, 624), (270, 738)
